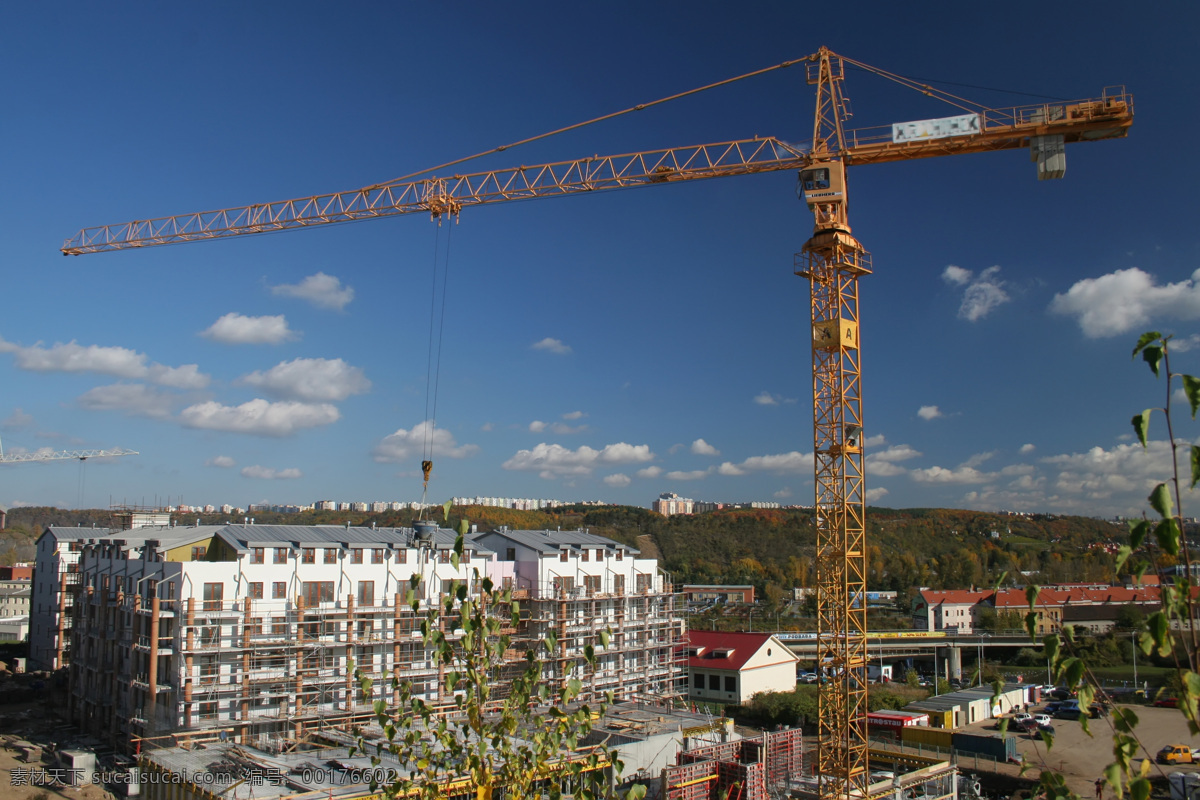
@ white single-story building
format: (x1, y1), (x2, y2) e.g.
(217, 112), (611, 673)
(686, 630), (799, 705)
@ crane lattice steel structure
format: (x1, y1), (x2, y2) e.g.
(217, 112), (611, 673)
(61, 47), (1132, 800)
(0, 437), (139, 463)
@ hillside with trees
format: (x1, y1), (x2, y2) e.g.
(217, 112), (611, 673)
(2, 504), (1125, 603)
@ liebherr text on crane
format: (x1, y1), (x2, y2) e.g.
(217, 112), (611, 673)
(61, 47), (1132, 800)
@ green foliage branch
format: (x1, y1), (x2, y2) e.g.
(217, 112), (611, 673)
(1019, 332), (1200, 800)
(349, 532), (645, 800)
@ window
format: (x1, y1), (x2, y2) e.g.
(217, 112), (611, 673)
(248, 582), (263, 600)
(273, 548), (288, 564)
(272, 620), (288, 636)
(203, 582), (223, 611)
(636, 574), (651, 593)
(463, 549), (472, 562)
(397, 549), (407, 564)
(708, 675), (720, 691)
(351, 549), (363, 564)
(439, 549), (450, 564)
(302, 548), (315, 564)
(192, 546), (207, 561)
(246, 617), (263, 636)
(613, 575), (625, 595)
(301, 581), (335, 605)
(505, 548), (515, 562)
(372, 549), (385, 564)
(272, 581), (286, 599)
(595, 549), (604, 561)
(357, 581), (375, 606)
(583, 576), (601, 596)
(616, 549), (623, 561)
(560, 551), (568, 563)
(724, 676), (736, 693)
(581, 549), (589, 562)
(324, 548), (338, 564)
(250, 548), (264, 564)
(692, 672), (703, 688)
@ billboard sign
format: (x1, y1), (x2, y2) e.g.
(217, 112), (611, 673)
(893, 113), (981, 143)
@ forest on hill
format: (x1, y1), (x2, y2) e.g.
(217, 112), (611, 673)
(2, 504), (1128, 606)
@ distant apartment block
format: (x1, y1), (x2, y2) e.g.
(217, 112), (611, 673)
(653, 492), (693, 516)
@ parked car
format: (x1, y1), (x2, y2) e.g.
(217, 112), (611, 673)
(1153, 697), (1179, 708)
(1157, 745), (1196, 765)
(1043, 701), (1062, 714)
(1034, 714), (1052, 728)
(1013, 712), (1033, 725)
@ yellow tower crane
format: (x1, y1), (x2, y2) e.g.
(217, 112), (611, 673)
(61, 47), (1132, 800)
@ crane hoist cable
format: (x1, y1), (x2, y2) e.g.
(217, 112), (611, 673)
(418, 216), (455, 516)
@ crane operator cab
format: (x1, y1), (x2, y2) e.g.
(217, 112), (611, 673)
(797, 162), (846, 209)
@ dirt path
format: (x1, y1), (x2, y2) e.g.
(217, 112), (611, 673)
(636, 534), (661, 561)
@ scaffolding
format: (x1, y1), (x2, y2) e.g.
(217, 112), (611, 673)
(69, 575), (687, 753)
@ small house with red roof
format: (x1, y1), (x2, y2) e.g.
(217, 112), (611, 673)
(686, 630), (799, 705)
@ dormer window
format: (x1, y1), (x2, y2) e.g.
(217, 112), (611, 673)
(560, 551), (568, 563)
(582, 549), (589, 562)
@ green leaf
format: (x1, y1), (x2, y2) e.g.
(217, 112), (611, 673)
(1154, 517), (1181, 555)
(1185, 375), (1200, 419)
(1149, 483), (1173, 519)
(1142, 345), (1164, 377)
(1132, 409), (1152, 447)
(1192, 446), (1200, 489)
(1131, 777), (1151, 800)
(1114, 544), (1134, 574)
(1129, 519), (1150, 550)
(599, 630), (611, 649)
(443, 500), (452, 521)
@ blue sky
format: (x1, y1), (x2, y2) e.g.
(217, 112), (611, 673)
(1, 2), (1198, 517)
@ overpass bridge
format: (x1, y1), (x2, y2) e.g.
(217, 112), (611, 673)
(773, 629), (1037, 680)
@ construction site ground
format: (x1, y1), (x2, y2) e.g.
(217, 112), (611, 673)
(957, 705), (1198, 798)
(0, 696), (118, 800)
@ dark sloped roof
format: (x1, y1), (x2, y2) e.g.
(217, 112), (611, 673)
(470, 528), (637, 555)
(217, 524), (493, 554)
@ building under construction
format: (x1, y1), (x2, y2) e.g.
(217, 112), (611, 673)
(65, 521), (685, 751)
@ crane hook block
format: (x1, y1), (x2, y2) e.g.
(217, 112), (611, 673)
(421, 460), (433, 483)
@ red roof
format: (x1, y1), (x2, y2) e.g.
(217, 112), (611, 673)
(684, 630), (788, 671)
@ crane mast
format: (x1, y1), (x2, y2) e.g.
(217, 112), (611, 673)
(797, 47), (871, 799)
(59, 48), (1132, 800)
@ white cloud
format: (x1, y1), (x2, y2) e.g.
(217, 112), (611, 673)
(1169, 334), (1200, 353)
(372, 421), (479, 462)
(942, 265), (972, 286)
(529, 421), (547, 433)
(664, 469), (711, 480)
(917, 405), (943, 420)
(943, 265), (1010, 322)
(718, 451), (813, 475)
(1, 408), (33, 429)
(0, 336), (209, 388)
(550, 422), (587, 435)
(1050, 267), (1200, 338)
(503, 442), (654, 477)
(1019, 443), (1036, 454)
(480, 422), (494, 432)
(562, 411), (586, 420)
(239, 357), (371, 402)
(271, 272), (355, 310)
(753, 391), (795, 405)
(909, 463), (996, 484)
(241, 465), (302, 480)
(774, 487), (793, 499)
(180, 399), (340, 436)
(206, 455), (236, 468)
(867, 445), (921, 478)
(691, 438), (720, 456)
(636, 466), (663, 479)
(77, 383), (177, 419)
(201, 313), (297, 345)
(531, 337), (572, 355)
(603, 473), (632, 488)
(866, 487), (890, 503)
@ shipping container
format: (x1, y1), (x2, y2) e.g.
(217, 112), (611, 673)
(903, 704), (956, 729)
(867, 711), (929, 730)
(900, 725), (955, 749)
(952, 732), (1017, 760)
